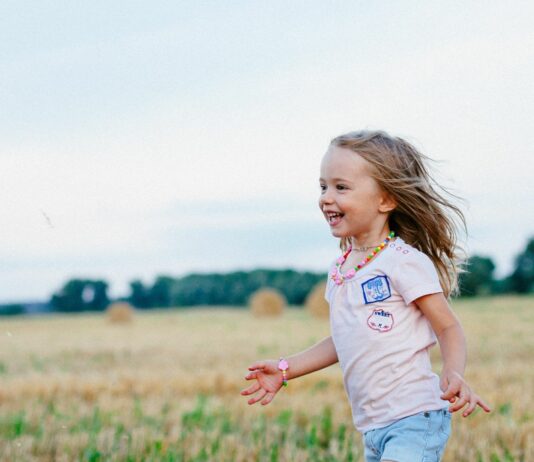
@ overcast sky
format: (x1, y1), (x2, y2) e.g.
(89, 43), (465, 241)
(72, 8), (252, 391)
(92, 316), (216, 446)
(1, 1), (533, 303)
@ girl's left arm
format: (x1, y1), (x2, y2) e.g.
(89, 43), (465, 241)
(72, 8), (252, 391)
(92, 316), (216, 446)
(414, 292), (492, 417)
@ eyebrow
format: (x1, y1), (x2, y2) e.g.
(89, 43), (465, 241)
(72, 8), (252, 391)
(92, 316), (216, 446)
(319, 177), (354, 183)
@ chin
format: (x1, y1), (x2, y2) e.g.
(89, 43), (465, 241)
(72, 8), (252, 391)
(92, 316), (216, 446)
(330, 229), (349, 239)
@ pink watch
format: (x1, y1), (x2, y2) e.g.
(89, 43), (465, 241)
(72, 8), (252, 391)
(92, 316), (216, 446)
(278, 357), (289, 387)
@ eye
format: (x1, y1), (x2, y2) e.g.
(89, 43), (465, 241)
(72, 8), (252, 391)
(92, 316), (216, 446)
(319, 184), (326, 192)
(336, 184), (347, 191)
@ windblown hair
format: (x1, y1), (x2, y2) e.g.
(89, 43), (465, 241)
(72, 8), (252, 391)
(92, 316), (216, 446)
(330, 130), (467, 299)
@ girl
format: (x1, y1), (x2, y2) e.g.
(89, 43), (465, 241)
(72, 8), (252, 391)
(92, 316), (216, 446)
(240, 130), (491, 462)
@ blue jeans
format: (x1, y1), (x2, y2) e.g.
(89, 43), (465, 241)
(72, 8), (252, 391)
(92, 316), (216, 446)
(363, 408), (452, 462)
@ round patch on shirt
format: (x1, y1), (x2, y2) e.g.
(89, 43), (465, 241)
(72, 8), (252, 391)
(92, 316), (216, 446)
(367, 308), (394, 333)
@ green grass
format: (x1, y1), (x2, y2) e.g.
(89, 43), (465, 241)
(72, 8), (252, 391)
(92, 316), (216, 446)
(0, 395), (362, 461)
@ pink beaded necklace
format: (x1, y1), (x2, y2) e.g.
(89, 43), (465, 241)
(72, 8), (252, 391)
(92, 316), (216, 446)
(330, 231), (396, 285)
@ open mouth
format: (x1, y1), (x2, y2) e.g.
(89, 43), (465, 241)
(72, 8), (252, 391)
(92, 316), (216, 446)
(326, 212), (344, 226)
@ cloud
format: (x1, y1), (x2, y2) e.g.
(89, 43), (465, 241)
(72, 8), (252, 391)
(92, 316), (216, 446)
(1, 2), (533, 301)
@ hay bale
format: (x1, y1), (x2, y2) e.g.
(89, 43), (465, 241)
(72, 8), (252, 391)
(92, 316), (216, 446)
(305, 281), (330, 319)
(106, 302), (135, 324)
(249, 288), (286, 317)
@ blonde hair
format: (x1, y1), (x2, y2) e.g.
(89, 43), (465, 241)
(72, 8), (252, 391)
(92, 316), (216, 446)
(330, 130), (467, 299)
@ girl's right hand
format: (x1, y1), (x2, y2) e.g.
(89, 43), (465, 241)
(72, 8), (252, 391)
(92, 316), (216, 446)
(240, 360), (284, 406)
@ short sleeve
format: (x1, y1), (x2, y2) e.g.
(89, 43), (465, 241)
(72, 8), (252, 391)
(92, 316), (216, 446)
(391, 250), (443, 305)
(324, 278), (331, 303)
(324, 260), (336, 303)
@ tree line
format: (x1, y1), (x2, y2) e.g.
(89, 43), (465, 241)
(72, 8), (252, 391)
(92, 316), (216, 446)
(53, 269), (326, 313)
(1, 237), (533, 315)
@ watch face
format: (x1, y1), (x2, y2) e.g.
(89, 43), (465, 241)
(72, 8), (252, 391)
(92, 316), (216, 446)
(278, 359), (288, 370)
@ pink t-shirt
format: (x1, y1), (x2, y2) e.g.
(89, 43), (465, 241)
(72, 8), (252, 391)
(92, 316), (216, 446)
(325, 236), (449, 433)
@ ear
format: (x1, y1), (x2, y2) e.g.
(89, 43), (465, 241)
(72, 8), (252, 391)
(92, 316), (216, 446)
(378, 191), (397, 213)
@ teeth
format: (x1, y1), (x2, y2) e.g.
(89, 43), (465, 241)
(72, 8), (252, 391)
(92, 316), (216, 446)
(326, 212), (343, 223)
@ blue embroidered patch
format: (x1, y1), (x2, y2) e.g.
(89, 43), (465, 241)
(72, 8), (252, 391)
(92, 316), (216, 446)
(361, 275), (391, 304)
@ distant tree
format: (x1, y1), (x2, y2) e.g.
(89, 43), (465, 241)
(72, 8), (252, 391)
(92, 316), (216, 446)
(0, 304), (25, 316)
(509, 237), (534, 293)
(85, 280), (109, 310)
(127, 269), (327, 308)
(129, 280), (151, 308)
(459, 255), (496, 296)
(51, 279), (109, 312)
(51, 279), (85, 312)
(172, 273), (227, 306)
(149, 276), (174, 308)
(490, 276), (513, 295)
(169, 269), (326, 307)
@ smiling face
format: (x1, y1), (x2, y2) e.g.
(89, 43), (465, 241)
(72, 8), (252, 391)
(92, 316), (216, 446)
(318, 145), (396, 243)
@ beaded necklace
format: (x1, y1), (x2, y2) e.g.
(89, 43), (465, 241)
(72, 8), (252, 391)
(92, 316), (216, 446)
(330, 231), (396, 285)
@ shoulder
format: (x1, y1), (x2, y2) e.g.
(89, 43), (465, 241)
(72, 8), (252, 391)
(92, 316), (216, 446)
(387, 237), (438, 283)
(387, 238), (442, 302)
(324, 255), (341, 302)
(326, 255), (338, 276)
(388, 237), (433, 265)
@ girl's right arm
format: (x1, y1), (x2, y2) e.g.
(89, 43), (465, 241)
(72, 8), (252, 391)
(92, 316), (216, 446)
(240, 335), (338, 406)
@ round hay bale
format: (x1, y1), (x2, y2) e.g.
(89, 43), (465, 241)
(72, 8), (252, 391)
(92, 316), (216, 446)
(305, 281), (329, 319)
(106, 302), (135, 324)
(249, 288), (286, 317)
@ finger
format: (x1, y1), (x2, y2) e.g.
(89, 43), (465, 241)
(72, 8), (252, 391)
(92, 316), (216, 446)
(476, 396), (492, 413)
(244, 371), (258, 381)
(261, 392), (275, 406)
(248, 362), (266, 371)
(240, 382), (260, 396)
(449, 390), (469, 413)
(462, 398), (478, 417)
(248, 389), (267, 405)
(440, 377), (463, 399)
(440, 383), (460, 401)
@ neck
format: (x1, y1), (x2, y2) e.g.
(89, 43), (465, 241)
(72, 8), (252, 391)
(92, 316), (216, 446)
(350, 227), (393, 249)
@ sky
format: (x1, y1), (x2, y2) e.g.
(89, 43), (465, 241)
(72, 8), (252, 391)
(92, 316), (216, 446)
(1, 1), (533, 303)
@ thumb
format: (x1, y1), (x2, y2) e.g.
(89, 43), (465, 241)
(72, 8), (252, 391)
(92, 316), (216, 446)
(439, 375), (448, 393)
(248, 361), (267, 371)
(440, 382), (457, 402)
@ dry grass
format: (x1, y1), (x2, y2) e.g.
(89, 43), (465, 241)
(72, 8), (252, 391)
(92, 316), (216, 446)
(305, 281), (330, 319)
(249, 288), (286, 317)
(0, 296), (533, 461)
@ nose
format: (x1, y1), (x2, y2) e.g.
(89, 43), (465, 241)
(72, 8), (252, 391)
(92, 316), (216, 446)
(319, 188), (334, 209)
